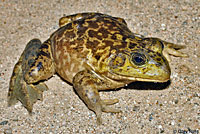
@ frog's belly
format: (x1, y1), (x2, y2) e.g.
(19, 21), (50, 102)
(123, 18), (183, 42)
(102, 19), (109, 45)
(51, 30), (88, 83)
(53, 51), (85, 83)
(54, 55), (84, 83)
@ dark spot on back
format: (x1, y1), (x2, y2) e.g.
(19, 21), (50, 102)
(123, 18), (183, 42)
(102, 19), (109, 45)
(111, 35), (117, 40)
(157, 52), (161, 57)
(102, 40), (114, 46)
(156, 58), (161, 61)
(122, 37), (126, 42)
(88, 30), (96, 37)
(98, 27), (109, 38)
(140, 43), (146, 48)
(86, 39), (100, 50)
(64, 31), (76, 39)
(87, 21), (99, 29)
(95, 55), (100, 60)
(155, 62), (162, 67)
(77, 19), (86, 27)
(77, 26), (88, 37)
(57, 30), (65, 39)
(152, 39), (157, 44)
(29, 69), (34, 76)
(88, 30), (102, 40)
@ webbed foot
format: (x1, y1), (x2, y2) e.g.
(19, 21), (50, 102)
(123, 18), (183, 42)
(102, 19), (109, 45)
(8, 60), (48, 114)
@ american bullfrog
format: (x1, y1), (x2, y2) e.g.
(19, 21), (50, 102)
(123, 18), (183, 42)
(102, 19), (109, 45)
(8, 12), (187, 124)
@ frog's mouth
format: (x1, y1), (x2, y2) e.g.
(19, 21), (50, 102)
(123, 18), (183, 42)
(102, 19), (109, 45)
(105, 71), (170, 83)
(131, 77), (170, 83)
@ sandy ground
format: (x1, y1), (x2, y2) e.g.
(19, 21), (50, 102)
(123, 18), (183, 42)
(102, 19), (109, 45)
(0, 0), (199, 133)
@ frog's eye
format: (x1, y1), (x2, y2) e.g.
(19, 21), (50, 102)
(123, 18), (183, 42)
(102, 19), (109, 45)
(131, 52), (147, 66)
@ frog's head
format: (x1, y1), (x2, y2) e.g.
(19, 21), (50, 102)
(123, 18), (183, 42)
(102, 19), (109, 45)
(108, 38), (171, 82)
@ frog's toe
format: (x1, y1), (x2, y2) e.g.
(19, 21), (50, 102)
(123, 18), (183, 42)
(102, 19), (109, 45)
(93, 101), (121, 125)
(94, 106), (103, 125)
(101, 99), (121, 112)
(27, 82), (48, 104)
(102, 105), (121, 113)
(96, 109), (121, 125)
(24, 82), (49, 114)
(95, 100), (121, 125)
(101, 99), (119, 105)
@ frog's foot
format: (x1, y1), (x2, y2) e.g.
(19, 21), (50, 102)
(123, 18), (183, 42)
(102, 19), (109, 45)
(73, 70), (121, 125)
(8, 59), (48, 114)
(21, 82), (48, 114)
(94, 99), (121, 125)
(162, 42), (188, 62)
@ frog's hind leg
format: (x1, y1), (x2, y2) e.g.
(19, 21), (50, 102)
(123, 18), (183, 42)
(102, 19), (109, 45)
(8, 63), (48, 114)
(8, 57), (24, 107)
(8, 39), (52, 114)
(73, 70), (122, 125)
(8, 54), (49, 114)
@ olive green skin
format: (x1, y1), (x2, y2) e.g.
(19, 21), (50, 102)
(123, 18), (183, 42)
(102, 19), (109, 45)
(8, 12), (187, 124)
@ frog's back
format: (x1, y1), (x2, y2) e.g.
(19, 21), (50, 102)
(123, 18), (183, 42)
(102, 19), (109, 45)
(50, 13), (134, 82)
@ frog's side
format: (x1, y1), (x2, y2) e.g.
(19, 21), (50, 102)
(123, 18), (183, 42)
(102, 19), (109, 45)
(8, 12), (187, 124)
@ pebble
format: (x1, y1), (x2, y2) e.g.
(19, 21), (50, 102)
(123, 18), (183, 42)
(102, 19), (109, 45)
(0, 120), (8, 125)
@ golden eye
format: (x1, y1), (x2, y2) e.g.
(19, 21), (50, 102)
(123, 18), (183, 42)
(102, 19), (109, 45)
(131, 52), (147, 66)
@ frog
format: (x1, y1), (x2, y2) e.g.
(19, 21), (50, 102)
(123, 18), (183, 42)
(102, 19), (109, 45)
(8, 12), (188, 124)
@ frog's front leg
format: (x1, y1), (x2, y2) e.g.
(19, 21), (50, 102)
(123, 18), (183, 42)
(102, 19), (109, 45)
(162, 41), (188, 62)
(73, 70), (122, 124)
